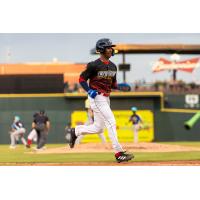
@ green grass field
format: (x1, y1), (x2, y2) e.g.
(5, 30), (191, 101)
(1, 142), (200, 165)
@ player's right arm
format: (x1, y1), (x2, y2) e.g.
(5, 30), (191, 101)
(79, 62), (94, 91)
(128, 115), (133, 123)
(79, 62), (98, 98)
(11, 124), (15, 131)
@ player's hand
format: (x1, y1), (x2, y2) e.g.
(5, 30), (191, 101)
(88, 89), (98, 99)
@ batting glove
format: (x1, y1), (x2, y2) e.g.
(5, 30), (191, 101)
(88, 89), (98, 99)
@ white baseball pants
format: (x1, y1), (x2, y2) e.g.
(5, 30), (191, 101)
(28, 129), (38, 142)
(75, 94), (123, 152)
(75, 108), (106, 144)
(10, 128), (26, 146)
(133, 124), (140, 144)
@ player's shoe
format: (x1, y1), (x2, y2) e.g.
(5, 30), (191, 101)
(65, 127), (77, 148)
(26, 144), (31, 148)
(115, 151), (134, 163)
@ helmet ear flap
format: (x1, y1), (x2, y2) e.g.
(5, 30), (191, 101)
(96, 46), (104, 54)
(99, 47), (105, 53)
(111, 48), (115, 56)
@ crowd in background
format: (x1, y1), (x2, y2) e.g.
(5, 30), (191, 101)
(64, 80), (200, 94)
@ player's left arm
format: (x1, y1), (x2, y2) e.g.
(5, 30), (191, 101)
(117, 83), (131, 91)
(111, 73), (118, 90)
(111, 68), (131, 91)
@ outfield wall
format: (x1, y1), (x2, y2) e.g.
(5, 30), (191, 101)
(0, 92), (200, 144)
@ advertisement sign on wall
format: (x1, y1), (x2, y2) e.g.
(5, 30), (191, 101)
(71, 110), (154, 143)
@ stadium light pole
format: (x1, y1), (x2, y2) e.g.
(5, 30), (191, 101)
(170, 53), (180, 82)
(122, 53), (126, 82)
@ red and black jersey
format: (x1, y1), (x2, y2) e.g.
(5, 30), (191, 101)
(79, 58), (117, 96)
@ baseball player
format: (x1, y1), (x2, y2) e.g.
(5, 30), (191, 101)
(9, 116), (27, 149)
(129, 107), (143, 143)
(26, 112), (38, 148)
(65, 38), (134, 163)
(75, 98), (106, 144)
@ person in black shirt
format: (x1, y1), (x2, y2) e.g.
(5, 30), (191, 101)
(65, 38), (134, 163)
(32, 110), (50, 150)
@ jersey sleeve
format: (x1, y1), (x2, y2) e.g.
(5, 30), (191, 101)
(79, 62), (94, 82)
(79, 62), (95, 92)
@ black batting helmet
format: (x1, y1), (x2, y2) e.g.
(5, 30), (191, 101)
(96, 38), (116, 55)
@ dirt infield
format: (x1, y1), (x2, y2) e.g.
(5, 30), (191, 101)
(34, 142), (200, 154)
(20, 142), (200, 166)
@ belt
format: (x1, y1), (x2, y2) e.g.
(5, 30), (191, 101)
(98, 92), (109, 97)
